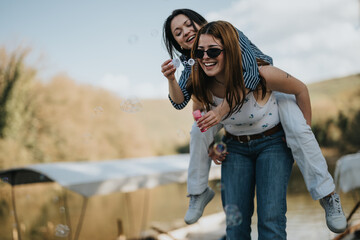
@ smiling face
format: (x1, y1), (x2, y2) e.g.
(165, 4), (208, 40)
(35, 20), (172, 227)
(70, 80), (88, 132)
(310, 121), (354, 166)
(170, 14), (201, 50)
(197, 34), (225, 81)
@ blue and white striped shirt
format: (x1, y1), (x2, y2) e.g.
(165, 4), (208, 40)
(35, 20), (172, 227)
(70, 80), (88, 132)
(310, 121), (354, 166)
(168, 29), (273, 110)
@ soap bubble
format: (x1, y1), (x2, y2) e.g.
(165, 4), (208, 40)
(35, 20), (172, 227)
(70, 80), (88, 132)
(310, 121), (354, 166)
(93, 106), (104, 116)
(187, 58), (195, 66)
(171, 58), (195, 68)
(150, 29), (158, 37)
(215, 182), (225, 191)
(214, 142), (227, 155)
(128, 34), (138, 44)
(176, 129), (187, 139)
(82, 132), (93, 144)
(120, 98), (142, 113)
(55, 224), (70, 237)
(172, 58), (181, 68)
(53, 196), (59, 203)
(224, 204), (243, 227)
(59, 207), (66, 214)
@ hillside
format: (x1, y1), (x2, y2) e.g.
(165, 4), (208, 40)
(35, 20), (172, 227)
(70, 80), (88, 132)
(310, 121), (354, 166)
(308, 73), (360, 122)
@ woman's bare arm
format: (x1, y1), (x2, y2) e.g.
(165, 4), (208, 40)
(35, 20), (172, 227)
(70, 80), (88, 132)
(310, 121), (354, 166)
(260, 65), (312, 125)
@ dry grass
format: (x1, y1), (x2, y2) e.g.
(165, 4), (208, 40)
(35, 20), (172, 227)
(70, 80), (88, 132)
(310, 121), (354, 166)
(0, 71), (194, 169)
(308, 73), (360, 122)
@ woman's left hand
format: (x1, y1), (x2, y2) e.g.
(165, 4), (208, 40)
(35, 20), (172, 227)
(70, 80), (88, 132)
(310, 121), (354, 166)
(197, 110), (221, 131)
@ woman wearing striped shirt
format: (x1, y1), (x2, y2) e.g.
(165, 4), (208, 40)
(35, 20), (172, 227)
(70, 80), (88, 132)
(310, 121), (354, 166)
(160, 9), (346, 233)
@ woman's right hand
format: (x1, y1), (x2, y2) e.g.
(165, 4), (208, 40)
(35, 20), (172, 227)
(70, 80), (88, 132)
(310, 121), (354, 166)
(161, 59), (177, 82)
(208, 146), (228, 165)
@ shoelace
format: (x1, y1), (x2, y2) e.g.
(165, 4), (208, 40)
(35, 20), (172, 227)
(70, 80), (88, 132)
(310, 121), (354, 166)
(325, 194), (342, 215)
(187, 194), (200, 208)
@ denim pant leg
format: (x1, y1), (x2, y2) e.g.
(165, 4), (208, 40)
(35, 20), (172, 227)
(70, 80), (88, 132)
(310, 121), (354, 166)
(188, 122), (223, 194)
(221, 138), (256, 240)
(221, 130), (293, 240)
(274, 92), (335, 200)
(254, 131), (294, 240)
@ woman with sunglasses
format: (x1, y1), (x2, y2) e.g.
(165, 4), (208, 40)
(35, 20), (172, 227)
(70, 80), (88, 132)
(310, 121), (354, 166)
(160, 9), (346, 234)
(191, 20), (295, 239)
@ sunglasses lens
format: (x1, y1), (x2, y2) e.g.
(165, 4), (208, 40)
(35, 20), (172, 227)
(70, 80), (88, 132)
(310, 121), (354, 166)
(194, 50), (204, 59)
(195, 49), (223, 59)
(207, 49), (222, 58)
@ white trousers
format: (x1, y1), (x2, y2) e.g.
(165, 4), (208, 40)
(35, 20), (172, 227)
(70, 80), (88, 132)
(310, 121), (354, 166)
(187, 92), (335, 200)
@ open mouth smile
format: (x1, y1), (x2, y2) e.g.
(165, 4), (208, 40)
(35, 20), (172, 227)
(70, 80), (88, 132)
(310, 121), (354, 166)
(186, 35), (196, 42)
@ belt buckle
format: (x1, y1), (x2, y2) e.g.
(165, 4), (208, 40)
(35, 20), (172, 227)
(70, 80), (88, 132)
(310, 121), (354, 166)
(247, 135), (251, 142)
(236, 136), (244, 143)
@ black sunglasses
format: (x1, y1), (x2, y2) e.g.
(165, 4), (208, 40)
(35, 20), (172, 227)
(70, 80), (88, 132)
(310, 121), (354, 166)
(194, 48), (224, 59)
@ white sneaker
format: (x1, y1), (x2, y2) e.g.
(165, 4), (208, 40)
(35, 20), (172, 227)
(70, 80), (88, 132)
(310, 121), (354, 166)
(320, 192), (347, 233)
(184, 187), (215, 225)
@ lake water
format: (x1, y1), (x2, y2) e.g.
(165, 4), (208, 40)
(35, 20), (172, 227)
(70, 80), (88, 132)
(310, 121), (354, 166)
(181, 193), (359, 240)
(1, 165), (359, 240)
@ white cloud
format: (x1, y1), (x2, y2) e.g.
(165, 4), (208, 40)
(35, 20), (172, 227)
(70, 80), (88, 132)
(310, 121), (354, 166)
(97, 74), (167, 99)
(206, 0), (360, 83)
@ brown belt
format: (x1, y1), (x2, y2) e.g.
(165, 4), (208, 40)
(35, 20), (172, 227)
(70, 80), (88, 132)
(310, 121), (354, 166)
(225, 123), (283, 143)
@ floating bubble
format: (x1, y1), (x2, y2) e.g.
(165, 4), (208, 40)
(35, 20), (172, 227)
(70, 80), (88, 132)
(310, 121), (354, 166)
(150, 29), (158, 37)
(120, 98), (142, 113)
(182, 58), (196, 66)
(82, 132), (93, 144)
(176, 129), (187, 139)
(224, 204), (243, 227)
(214, 142), (227, 155)
(172, 58), (195, 68)
(55, 224), (70, 238)
(53, 196), (59, 203)
(172, 58), (181, 68)
(215, 182), (225, 191)
(93, 106), (104, 115)
(82, 132), (92, 142)
(128, 34), (138, 44)
(187, 58), (195, 66)
(59, 206), (65, 214)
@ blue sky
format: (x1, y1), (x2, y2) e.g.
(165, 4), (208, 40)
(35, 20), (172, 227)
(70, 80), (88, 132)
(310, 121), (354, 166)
(1, 0), (359, 99)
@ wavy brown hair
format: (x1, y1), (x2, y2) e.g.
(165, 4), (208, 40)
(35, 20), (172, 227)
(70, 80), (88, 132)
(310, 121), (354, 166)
(190, 21), (246, 119)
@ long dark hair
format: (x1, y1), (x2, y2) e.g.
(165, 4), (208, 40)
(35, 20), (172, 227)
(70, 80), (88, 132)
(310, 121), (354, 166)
(163, 9), (207, 59)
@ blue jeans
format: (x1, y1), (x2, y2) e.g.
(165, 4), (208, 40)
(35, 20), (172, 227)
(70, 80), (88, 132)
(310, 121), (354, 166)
(221, 130), (294, 240)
